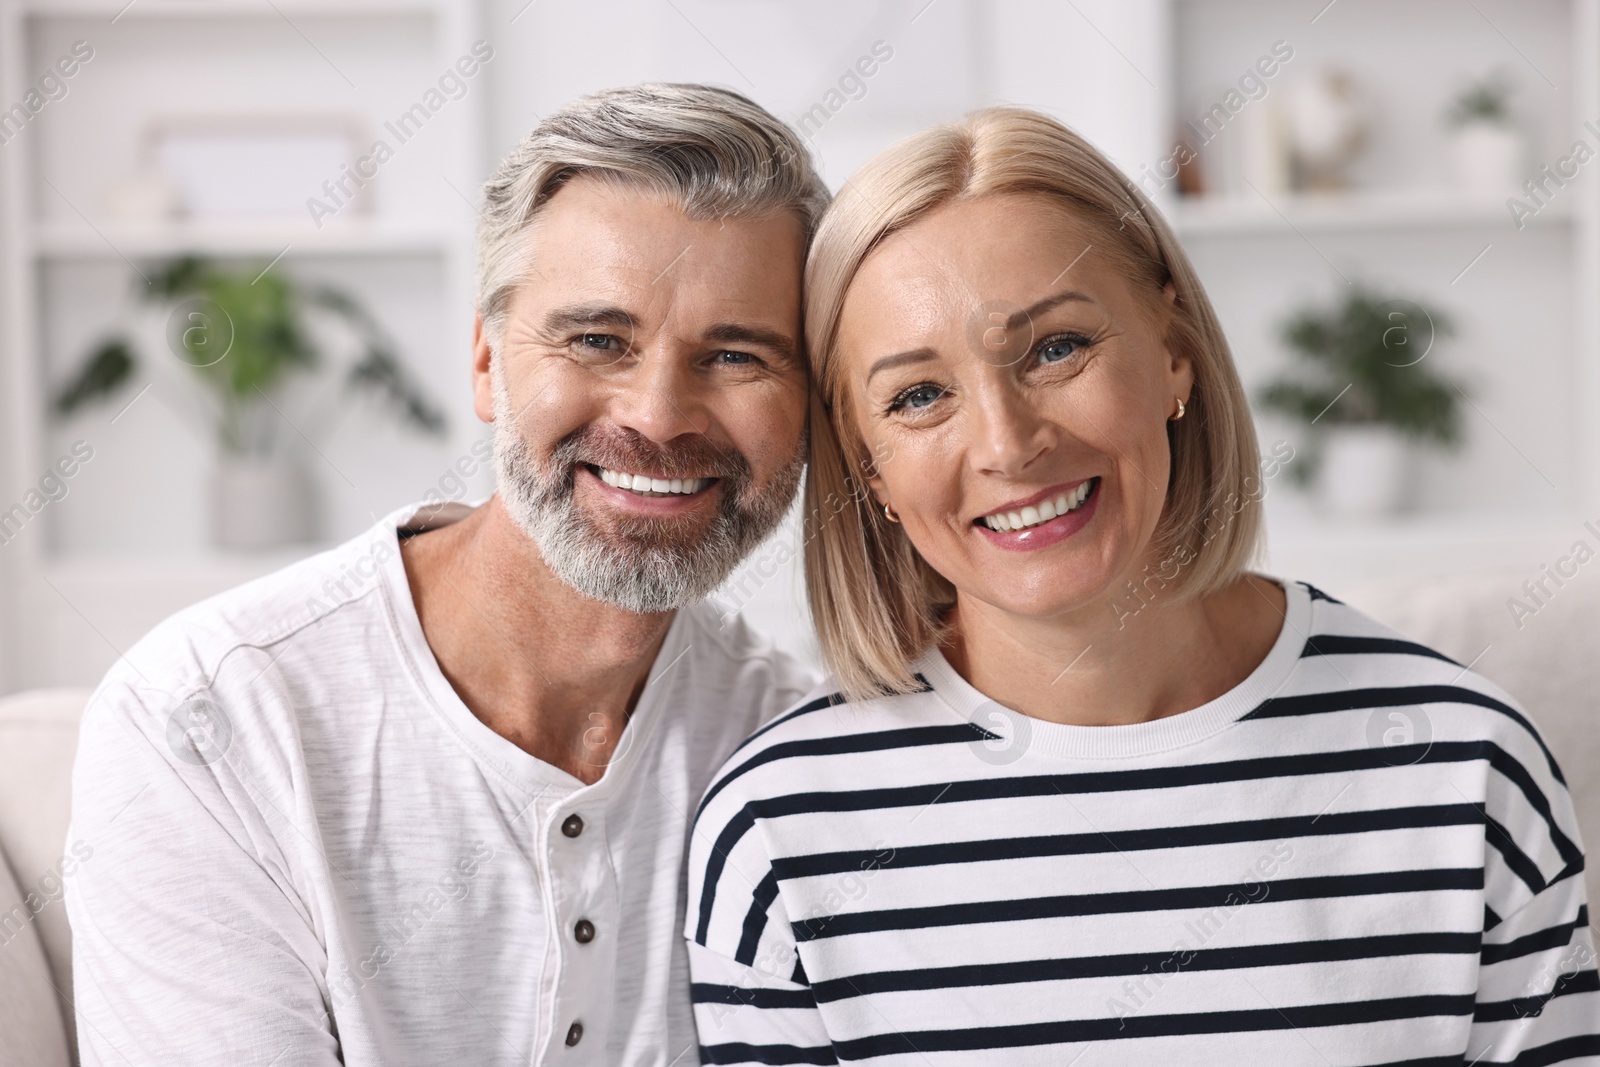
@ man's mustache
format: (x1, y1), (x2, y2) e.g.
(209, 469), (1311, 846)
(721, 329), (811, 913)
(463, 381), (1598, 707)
(552, 426), (750, 485)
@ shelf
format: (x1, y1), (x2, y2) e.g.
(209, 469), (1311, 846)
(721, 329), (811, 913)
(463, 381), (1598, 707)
(42, 547), (319, 584)
(18, 0), (443, 18)
(1166, 189), (1573, 237)
(32, 221), (456, 260)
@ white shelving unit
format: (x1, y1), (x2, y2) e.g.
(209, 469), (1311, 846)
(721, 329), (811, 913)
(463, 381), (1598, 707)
(1168, 187), (1575, 235)
(3, 0), (1597, 689)
(1161, 0), (1600, 585)
(31, 220), (456, 257)
(0, 0), (488, 691)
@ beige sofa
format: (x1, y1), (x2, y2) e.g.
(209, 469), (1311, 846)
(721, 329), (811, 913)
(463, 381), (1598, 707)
(0, 688), (85, 1067)
(3, 568), (1596, 1065)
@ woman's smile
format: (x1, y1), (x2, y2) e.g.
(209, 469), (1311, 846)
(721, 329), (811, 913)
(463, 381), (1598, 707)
(972, 475), (1101, 551)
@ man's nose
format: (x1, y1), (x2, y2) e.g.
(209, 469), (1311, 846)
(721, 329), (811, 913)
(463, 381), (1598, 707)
(607, 344), (711, 444)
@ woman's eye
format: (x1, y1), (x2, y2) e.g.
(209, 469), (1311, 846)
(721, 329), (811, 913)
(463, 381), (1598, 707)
(889, 384), (945, 413)
(1035, 334), (1088, 366)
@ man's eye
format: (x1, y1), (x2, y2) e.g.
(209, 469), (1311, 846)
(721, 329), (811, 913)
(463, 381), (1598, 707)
(716, 350), (756, 365)
(577, 333), (623, 352)
(1035, 333), (1089, 366)
(887, 383), (945, 413)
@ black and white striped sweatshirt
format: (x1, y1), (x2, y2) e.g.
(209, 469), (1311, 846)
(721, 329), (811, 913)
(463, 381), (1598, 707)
(685, 577), (1600, 1065)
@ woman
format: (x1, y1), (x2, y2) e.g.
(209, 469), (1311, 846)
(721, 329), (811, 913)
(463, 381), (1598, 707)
(684, 109), (1599, 1064)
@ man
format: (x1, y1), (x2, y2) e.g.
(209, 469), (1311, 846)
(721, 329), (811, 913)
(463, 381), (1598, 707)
(65, 83), (828, 1065)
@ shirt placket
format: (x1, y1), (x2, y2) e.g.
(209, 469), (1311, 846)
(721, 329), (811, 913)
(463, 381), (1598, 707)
(540, 801), (618, 1063)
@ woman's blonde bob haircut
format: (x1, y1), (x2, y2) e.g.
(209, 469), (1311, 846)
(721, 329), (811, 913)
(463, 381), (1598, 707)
(803, 107), (1264, 701)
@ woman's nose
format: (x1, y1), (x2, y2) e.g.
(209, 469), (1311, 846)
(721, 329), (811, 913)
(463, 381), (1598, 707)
(967, 385), (1053, 479)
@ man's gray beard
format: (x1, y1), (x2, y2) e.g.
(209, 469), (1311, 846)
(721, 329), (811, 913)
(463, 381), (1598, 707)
(490, 365), (805, 614)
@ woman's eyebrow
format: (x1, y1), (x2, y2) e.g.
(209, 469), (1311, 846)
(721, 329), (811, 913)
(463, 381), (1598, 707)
(863, 291), (1095, 383)
(1015, 289), (1094, 328)
(866, 347), (937, 384)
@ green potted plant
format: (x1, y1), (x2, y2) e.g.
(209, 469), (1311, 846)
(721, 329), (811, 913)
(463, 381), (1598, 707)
(1256, 285), (1466, 516)
(55, 256), (446, 549)
(1445, 70), (1522, 194)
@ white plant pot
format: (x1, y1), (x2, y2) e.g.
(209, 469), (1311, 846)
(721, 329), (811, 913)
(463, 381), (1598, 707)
(209, 455), (317, 550)
(1449, 122), (1523, 194)
(1317, 426), (1411, 518)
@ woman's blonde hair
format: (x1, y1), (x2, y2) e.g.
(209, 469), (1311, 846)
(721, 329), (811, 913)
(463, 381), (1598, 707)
(803, 106), (1264, 701)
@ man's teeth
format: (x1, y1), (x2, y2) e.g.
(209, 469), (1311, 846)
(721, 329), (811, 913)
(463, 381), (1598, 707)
(597, 467), (710, 496)
(981, 479), (1095, 532)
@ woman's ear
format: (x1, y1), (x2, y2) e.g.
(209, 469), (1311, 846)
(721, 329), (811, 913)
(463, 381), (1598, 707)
(1157, 283), (1194, 399)
(861, 439), (895, 504)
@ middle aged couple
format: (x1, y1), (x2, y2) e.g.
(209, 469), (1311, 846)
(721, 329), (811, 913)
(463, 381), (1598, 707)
(66, 84), (1599, 1065)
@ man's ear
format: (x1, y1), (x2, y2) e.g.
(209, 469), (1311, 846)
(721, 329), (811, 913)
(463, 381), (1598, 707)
(471, 313), (496, 424)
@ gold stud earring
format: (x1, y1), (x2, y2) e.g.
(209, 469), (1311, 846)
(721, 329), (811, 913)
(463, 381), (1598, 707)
(884, 502), (901, 523)
(1170, 397), (1186, 421)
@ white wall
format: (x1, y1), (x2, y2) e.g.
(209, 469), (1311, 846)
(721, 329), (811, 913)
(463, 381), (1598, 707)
(5, 0), (1586, 688)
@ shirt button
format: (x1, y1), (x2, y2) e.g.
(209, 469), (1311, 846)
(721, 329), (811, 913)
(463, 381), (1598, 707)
(574, 919), (595, 944)
(561, 814), (584, 838)
(565, 1021), (583, 1047)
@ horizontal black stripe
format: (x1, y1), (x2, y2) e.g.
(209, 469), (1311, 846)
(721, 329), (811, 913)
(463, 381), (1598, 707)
(699, 1041), (837, 1066)
(699, 723), (990, 826)
(1476, 1033), (1600, 1066)
(1300, 633), (1461, 665)
(810, 930), (1482, 1004)
(1483, 906), (1590, 965)
(695, 738), (1544, 942)
(1473, 967), (1600, 1023)
(691, 982), (820, 1011)
(793, 867), (1483, 942)
(1246, 683), (1566, 790)
(719, 676), (932, 765)
(772, 804), (1484, 883)
(830, 992), (1475, 1059)
(729, 692), (847, 758)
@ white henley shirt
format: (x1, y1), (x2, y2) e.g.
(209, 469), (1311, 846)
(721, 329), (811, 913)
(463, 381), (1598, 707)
(65, 500), (817, 1066)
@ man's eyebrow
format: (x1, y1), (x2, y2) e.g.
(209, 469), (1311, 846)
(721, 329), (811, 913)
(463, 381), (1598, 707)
(705, 323), (798, 362)
(866, 347), (937, 384)
(541, 304), (638, 335)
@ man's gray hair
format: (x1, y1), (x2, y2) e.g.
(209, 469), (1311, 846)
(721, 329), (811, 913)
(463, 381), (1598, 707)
(476, 82), (830, 346)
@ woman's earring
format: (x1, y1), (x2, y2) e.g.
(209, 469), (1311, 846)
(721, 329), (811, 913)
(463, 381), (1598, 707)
(884, 502), (901, 523)
(1170, 397), (1186, 421)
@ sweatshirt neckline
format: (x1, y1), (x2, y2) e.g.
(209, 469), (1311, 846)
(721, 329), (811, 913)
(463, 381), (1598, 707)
(913, 575), (1310, 761)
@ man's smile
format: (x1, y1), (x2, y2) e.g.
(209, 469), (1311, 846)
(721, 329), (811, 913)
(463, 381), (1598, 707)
(590, 464), (717, 497)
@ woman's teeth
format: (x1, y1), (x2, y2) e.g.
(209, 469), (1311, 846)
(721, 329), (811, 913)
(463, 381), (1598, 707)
(981, 478), (1096, 532)
(597, 466), (710, 496)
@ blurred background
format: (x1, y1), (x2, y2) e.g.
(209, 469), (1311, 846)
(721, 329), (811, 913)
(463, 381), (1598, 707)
(1, 0), (1596, 694)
